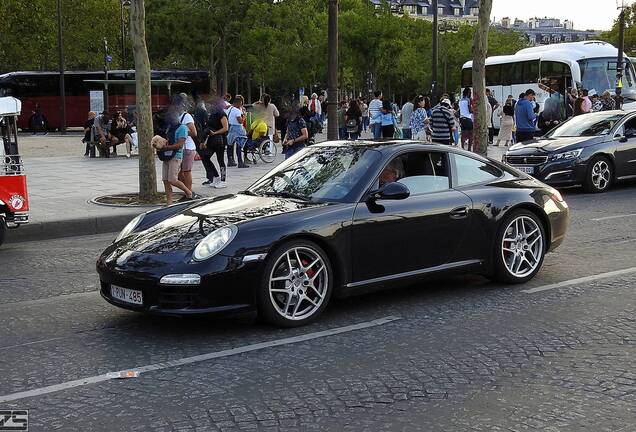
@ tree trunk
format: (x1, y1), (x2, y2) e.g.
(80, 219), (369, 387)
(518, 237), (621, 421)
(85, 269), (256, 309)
(471, 0), (493, 156)
(209, 39), (219, 95)
(130, 0), (157, 202)
(220, 32), (228, 96)
(247, 74), (252, 104)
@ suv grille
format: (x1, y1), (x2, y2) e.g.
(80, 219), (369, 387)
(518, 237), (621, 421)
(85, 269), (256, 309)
(505, 155), (548, 166)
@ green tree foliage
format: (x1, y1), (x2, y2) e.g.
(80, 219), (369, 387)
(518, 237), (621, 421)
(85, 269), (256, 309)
(0, 0), (528, 98)
(0, 0), (121, 71)
(599, 5), (636, 55)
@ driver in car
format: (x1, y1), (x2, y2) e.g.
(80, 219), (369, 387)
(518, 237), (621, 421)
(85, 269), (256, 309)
(379, 159), (403, 186)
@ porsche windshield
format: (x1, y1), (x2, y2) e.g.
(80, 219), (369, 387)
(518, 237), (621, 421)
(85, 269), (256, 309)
(545, 113), (624, 138)
(247, 146), (382, 203)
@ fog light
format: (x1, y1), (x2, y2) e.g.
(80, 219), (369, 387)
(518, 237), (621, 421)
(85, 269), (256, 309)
(159, 274), (201, 285)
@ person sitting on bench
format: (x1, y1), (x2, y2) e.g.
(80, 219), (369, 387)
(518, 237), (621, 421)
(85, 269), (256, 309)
(94, 111), (119, 155)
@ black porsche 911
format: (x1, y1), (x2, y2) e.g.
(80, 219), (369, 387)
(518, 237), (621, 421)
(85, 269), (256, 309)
(97, 141), (569, 327)
(503, 111), (636, 193)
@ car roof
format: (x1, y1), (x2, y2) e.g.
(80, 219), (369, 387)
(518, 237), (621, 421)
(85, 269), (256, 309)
(315, 140), (491, 161)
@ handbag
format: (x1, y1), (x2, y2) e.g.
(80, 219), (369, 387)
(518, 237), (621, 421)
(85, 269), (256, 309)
(273, 131), (280, 143)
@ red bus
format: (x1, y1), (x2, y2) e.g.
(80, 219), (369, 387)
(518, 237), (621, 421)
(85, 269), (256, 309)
(0, 70), (210, 131)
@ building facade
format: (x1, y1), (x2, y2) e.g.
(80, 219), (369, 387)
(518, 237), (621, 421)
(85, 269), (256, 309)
(370, 0), (480, 23)
(494, 17), (599, 46)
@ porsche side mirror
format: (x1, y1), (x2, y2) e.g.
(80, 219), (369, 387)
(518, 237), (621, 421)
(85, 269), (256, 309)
(369, 182), (410, 201)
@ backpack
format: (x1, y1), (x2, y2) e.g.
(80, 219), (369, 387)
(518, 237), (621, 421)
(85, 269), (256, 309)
(157, 119), (184, 162)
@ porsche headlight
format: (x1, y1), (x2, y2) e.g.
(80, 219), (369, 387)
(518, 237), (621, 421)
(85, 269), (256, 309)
(115, 214), (145, 242)
(193, 225), (238, 261)
(548, 148), (583, 162)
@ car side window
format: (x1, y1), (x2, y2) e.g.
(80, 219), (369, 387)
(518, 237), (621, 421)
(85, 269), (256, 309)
(623, 118), (636, 138)
(379, 151), (450, 195)
(453, 154), (503, 187)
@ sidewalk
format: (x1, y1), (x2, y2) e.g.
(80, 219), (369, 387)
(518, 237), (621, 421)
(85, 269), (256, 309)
(7, 132), (507, 243)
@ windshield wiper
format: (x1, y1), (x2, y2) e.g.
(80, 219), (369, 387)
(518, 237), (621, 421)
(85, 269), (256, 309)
(238, 190), (258, 196)
(263, 191), (312, 202)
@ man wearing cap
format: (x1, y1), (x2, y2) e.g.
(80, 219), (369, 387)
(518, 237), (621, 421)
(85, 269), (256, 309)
(430, 98), (456, 145)
(514, 89), (538, 143)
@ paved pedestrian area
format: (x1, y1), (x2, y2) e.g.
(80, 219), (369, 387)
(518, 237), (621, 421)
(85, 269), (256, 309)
(0, 183), (634, 431)
(18, 132), (507, 229)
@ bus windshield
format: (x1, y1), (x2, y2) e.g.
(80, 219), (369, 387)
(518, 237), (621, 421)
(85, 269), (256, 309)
(578, 57), (636, 94)
(545, 113), (624, 138)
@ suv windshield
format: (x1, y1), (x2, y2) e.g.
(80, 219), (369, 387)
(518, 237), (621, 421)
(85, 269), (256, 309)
(247, 146), (382, 203)
(545, 113), (624, 138)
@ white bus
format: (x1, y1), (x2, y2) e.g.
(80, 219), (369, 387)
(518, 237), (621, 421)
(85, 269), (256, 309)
(461, 40), (636, 127)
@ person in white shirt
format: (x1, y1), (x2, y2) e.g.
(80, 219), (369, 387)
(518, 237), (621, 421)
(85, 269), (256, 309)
(175, 94), (198, 193)
(458, 87), (474, 151)
(226, 95), (249, 168)
(368, 90), (383, 140)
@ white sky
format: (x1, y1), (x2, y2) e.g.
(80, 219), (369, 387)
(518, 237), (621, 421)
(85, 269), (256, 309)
(491, 0), (632, 31)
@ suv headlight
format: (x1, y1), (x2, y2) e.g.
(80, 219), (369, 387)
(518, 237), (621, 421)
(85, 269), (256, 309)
(115, 214), (145, 242)
(193, 225), (238, 261)
(548, 148), (583, 162)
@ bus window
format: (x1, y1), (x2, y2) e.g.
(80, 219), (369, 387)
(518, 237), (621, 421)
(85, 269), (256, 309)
(485, 65), (501, 86)
(503, 63), (522, 85)
(522, 61), (540, 84)
(541, 61), (570, 78)
(461, 67), (472, 88)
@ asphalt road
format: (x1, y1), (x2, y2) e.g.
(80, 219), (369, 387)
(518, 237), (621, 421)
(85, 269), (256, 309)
(1, 183), (635, 431)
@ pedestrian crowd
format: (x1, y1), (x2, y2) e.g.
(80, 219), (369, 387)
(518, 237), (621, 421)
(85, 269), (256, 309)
(81, 82), (627, 206)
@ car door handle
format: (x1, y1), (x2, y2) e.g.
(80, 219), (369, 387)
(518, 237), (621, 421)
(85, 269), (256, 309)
(449, 206), (469, 219)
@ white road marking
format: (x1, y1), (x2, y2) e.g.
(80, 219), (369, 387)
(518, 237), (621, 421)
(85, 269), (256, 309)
(0, 315), (400, 404)
(591, 213), (636, 222)
(0, 291), (98, 310)
(522, 267), (636, 294)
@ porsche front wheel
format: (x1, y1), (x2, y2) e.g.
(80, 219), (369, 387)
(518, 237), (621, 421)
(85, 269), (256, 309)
(258, 240), (333, 327)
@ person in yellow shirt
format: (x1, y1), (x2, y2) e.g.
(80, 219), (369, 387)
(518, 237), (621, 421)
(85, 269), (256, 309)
(244, 102), (269, 163)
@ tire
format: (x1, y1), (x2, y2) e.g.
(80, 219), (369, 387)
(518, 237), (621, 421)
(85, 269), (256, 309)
(584, 156), (613, 193)
(257, 240), (333, 327)
(492, 209), (547, 284)
(0, 217), (6, 247)
(259, 139), (277, 163)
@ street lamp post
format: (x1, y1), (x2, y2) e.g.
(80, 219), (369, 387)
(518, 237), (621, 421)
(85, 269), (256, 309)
(104, 38), (110, 114)
(616, 1), (627, 95)
(57, 0), (66, 134)
(120, 0), (131, 70)
(431, 0), (439, 103)
(327, 0), (339, 141)
(439, 21), (459, 95)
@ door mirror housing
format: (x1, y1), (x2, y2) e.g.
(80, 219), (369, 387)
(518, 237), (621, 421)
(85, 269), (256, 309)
(616, 134), (629, 143)
(368, 182), (410, 201)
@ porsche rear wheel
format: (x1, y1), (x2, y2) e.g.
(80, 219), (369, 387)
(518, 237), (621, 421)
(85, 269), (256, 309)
(258, 240), (333, 327)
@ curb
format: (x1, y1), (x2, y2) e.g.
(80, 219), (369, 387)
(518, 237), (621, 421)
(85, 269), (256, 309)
(6, 212), (139, 243)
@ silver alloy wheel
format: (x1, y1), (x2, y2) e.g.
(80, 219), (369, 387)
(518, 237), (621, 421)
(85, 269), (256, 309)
(268, 246), (328, 321)
(591, 159), (611, 191)
(501, 216), (543, 278)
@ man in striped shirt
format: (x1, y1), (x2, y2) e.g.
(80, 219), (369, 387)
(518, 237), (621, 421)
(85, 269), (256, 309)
(430, 98), (456, 145)
(368, 90), (383, 140)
